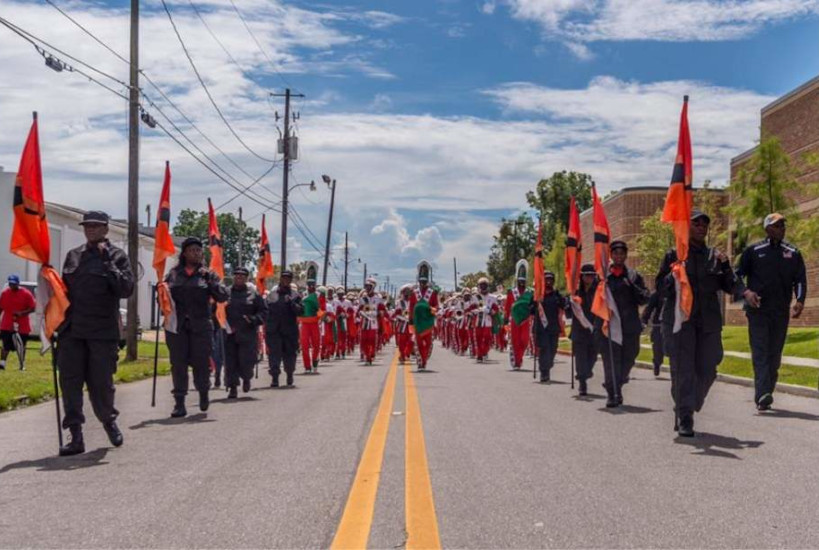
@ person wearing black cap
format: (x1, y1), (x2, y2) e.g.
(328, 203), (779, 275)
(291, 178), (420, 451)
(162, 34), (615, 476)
(57, 211), (134, 456)
(224, 267), (266, 398)
(735, 212), (807, 411)
(164, 236), (229, 418)
(264, 270), (303, 387)
(568, 264), (599, 395)
(640, 290), (664, 377)
(531, 271), (566, 383)
(656, 210), (741, 436)
(595, 240), (650, 407)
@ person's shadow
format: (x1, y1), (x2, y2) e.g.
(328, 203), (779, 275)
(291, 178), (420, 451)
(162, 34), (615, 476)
(756, 408), (819, 422)
(129, 413), (215, 430)
(599, 404), (662, 415)
(675, 432), (764, 459)
(0, 447), (110, 475)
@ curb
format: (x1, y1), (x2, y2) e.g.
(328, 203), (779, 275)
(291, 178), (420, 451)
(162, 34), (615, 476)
(557, 349), (819, 400)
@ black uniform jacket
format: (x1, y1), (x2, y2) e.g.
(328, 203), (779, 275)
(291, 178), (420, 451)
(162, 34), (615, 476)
(61, 240), (134, 340)
(735, 238), (807, 313)
(569, 282), (598, 342)
(264, 286), (303, 337)
(656, 244), (741, 333)
(226, 285), (266, 343)
(165, 265), (229, 333)
(594, 267), (649, 335)
(530, 290), (566, 342)
(641, 291), (662, 326)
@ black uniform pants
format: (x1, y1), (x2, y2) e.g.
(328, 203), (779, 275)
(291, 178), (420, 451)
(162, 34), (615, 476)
(266, 331), (298, 378)
(668, 323), (722, 418)
(537, 332), (560, 378)
(747, 309), (790, 402)
(166, 327), (212, 397)
(225, 335), (257, 387)
(650, 325), (664, 369)
(57, 335), (119, 428)
(572, 334), (597, 381)
(596, 331), (640, 395)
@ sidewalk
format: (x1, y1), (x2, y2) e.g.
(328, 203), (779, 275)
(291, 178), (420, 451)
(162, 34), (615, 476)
(639, 343), (819, 369)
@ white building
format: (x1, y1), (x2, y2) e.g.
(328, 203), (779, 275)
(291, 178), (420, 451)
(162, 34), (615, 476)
(1, 166), (160, 330)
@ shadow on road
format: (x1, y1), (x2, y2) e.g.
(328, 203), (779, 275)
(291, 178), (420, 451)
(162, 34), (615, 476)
(599, 404), (662, 414)
(414, 369), (439, 374)
(0, 447), (110, 475)
(129, 413), (215, 430)
(675, 432), (764, 459)
(572, 393), (606, 401)
(210, 396), (258, 404)
(756, 408), (819, 422)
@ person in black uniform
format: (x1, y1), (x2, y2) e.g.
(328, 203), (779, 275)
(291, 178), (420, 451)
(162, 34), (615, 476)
(224, 267), (266, 398)
(264, 271), (303, 388)
(595, 240), (650, 408)
(164, 237), (229, 418)
(657, 210), (741, 437)
(569, 264), (599, 396)
(57, 211), (134, 456)
(531, 271), (566, 383)
(641, 290), (664, 377)
(735, 213), (807, 411)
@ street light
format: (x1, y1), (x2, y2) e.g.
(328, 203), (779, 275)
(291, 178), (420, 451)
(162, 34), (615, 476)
(321, 175), (338, 286)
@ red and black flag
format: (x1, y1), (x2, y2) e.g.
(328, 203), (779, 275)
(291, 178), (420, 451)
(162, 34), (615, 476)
(152, 162), (176, 327)
(256, 214), (275, 294)
(9, 113), (68, 346)
(590, 185), (622, 344)
(564, 196), (582, 296)
(207, 198), (227, 328)
(661, 96), (694, 332)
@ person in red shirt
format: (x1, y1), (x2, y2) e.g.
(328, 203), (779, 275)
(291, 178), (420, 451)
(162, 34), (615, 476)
(0, 275), (36, 370)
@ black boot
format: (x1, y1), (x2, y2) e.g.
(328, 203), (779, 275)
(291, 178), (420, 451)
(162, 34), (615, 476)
(271, 375), (279, 388)
(227, 386), (238, 399)
(605, 388), (618, 408)
(653, 364), (661, 377)
(286, 373), (294, 387)
(103, 421), (124, 447)
(59, 426), (85, 456)
(242, 378), (251, 393)
(199, 390), (209, 412)
(578, 379), (588, 396)
(171, 395), (187, 418)
(214, 374), (221, 389)
(678, 415), (695, 437)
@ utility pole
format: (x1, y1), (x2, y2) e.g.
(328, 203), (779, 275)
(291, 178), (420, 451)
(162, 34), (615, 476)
(270, 88), (304, 270)
(237, 207), (243, 268)
(363, 263), (367, 287)
(145, 205), (151, 228)
(453, 257), (458, 291)
(343, 232), (348, 292)
(322, 177), (337, 286)
(125, 0), (140, 362)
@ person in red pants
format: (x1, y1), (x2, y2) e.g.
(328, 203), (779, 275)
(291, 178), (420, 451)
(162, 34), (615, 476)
(471, 277), (499, 362)
(409, 261), (439, 370)
(394, 285), (414, 363)
(358, 279), (384, 364)
(505, 260), (533, 370)
(298, 263), (322, 372)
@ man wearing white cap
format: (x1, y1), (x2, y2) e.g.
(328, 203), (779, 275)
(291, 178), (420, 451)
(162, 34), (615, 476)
(736, 212), (808, 412)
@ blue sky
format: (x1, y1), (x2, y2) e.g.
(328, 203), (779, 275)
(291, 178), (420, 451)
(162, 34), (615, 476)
(1, 0), (818, 287)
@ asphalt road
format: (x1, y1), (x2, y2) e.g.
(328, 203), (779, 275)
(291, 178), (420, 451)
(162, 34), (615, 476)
(1, 345), (819, 549)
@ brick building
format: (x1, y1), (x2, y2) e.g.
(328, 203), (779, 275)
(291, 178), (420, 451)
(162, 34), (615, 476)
(728, 75), (819, 326)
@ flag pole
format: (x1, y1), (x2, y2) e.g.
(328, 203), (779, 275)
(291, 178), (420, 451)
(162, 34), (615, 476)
(151, 289), (160, 407)
(50, 336), (63, 449)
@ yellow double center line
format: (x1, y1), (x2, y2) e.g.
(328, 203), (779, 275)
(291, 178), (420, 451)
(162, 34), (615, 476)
(331, 353), (440, 549)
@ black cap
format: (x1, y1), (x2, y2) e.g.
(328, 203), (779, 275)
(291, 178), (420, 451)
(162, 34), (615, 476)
(544, 271), (555, 279)
(181, 236), (203, 251)
(280, 270), (294, 278)
(691, 209), (711, 223)
(233, 267), (249, 276)
(610, 240), (628, 252)
(79, 210), (110, 225)
(580, 263), (596, 275)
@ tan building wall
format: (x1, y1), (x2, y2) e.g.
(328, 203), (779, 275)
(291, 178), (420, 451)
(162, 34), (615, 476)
(728, 75), (819, 326)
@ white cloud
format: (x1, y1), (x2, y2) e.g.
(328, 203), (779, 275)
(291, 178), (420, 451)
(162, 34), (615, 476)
(481, 1), (498, 15)
(369, 93), (393, 112)
(565, 41), (594, 60)
(504, 0), (819, 43)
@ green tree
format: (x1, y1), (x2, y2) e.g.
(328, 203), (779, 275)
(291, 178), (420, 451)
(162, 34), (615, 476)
(694, 180), (728, 252)
(526, 171), (594, 250)
(486, 214), (537, 287)
(543, 231), (566, 292)
(172, 208), (260, 270)
(635, 209), (674, 282)
(459, 271), (489, 289)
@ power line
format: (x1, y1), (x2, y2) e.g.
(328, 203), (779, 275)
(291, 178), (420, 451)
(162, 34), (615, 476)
(159, 0), (277, 163)
(187, 0), (244, 72)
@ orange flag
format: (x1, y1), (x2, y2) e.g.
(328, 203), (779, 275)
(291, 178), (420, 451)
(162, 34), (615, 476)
(9, 113), (69, 346)
(564, 196), (582, 296)
(590, 185), (622, 344)
(207, 198), (227, 328)
(256, 214), (275, 294)
(661, 96), (694, 332)
(533, 218), (545, 302)
(153, 162), (176, 320)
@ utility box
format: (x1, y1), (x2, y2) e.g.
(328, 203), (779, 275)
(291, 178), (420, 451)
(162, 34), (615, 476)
(278, 137), (298, 160)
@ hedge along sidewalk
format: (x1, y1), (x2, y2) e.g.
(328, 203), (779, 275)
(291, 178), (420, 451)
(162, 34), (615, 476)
(556, 345), (819, 400)
(639, 343), (819, 369)
(0, 341), (171, 413)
